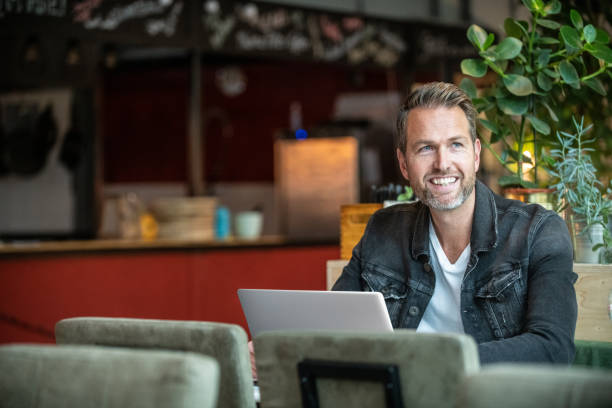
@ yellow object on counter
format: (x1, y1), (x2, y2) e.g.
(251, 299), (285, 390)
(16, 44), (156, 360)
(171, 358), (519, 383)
(140, 212), (158, 241)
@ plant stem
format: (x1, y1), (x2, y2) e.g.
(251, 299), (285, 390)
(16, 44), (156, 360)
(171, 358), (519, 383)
(480, 136), (513, 174)
(581, 65), (607, 82)
(485, 60), (506, 77)
(528, 13), (538, 68)
(550, 49), (566, 58)
(518, 116), (526, 184)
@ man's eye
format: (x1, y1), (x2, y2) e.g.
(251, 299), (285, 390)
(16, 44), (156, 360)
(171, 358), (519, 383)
(452, 142), (464, 149)
(419, 145), (433, 152)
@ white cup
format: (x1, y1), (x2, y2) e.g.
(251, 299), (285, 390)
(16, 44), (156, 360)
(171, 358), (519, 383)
(235, 211), (263, 239)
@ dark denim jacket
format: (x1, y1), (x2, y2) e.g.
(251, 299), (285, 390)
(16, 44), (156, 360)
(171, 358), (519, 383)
(333, 180), (577, 364)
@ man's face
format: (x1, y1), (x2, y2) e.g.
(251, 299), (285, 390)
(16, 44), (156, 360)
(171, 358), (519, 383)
(396, 106), (481, 211)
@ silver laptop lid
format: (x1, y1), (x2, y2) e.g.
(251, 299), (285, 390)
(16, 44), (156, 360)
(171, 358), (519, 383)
(237, 289), (393, 338)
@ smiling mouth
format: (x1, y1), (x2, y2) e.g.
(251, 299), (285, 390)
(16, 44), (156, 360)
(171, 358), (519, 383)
(429, 176), (458, 186)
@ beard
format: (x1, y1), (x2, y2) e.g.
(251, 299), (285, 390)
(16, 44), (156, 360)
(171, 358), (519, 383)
(414, 172), (476, 211)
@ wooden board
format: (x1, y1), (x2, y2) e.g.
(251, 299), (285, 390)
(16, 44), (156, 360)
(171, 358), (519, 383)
(574, 263), (612, 342)
(326, 259), (349, 290)
(340, 203), (383, 260)
(275, 137), (358, 241)
(326, 260), (612, 341)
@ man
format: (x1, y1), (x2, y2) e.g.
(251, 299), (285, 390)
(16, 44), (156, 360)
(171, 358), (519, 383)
(333, 82), (577, 364)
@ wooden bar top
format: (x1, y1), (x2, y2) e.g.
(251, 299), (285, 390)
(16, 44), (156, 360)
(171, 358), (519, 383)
(0, 235), (289, 256)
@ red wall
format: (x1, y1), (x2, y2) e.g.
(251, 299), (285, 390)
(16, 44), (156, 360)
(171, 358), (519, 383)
(0, 245), (339, 344)
(102, 61), (393, 183)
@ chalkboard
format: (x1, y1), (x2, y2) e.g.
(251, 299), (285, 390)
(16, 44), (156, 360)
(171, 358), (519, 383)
(0, 0), (189, 46)
(202, 1), (409, 68)
(408, 22), (479, 67)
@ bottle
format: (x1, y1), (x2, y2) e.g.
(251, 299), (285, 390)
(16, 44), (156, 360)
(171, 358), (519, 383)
(215, 206), (231, 240)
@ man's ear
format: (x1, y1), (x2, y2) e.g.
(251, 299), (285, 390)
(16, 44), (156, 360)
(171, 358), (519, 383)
(474, 138), (481, 172)
(396, 148), (409, 180)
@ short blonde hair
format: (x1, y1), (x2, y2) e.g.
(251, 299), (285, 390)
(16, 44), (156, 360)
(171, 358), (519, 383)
(396, 82), (477, 153)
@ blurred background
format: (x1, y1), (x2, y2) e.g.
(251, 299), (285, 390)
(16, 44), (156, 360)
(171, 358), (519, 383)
(0, 0), (529, 242)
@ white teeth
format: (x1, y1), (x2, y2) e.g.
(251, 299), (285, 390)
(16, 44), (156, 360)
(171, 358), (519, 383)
(431, 177), (456, 185)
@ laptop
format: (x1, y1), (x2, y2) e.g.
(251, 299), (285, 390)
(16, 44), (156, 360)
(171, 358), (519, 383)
(237, 289), (393, 338)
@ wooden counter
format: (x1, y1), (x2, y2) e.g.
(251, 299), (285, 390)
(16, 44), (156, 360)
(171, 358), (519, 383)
(0, 235), (288, 256)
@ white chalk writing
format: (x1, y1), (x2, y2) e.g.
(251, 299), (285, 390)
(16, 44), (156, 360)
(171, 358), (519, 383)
(0, 0), (66, 17)
(235, 30), (309, 54)
(83, 0), (171, 31)
(323, 24), (374, 61)
(204, 13), (236, 49)
(145, 1), (182, 36)
(237, 5), (290, 33)
(380, 29), (406, 52)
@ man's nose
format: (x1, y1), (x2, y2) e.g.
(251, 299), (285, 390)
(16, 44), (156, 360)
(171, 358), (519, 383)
(434, 148), (450, 170)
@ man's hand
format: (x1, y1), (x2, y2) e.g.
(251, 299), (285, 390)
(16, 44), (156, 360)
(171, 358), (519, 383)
(248, 340), (257, 380)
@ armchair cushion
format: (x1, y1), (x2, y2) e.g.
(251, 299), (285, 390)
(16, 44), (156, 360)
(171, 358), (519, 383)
(0, 344), (219, 408)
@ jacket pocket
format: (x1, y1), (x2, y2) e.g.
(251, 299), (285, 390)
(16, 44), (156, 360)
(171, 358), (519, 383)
(361, 263), (408, 327)
(475, 263), (526, 339)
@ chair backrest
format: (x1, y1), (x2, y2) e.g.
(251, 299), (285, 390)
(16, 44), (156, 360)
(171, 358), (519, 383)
(254, 329), (480, 408)
(0, 344), (219, 408)
(457, 364), (612, 408)
(55, 317), (255, 408)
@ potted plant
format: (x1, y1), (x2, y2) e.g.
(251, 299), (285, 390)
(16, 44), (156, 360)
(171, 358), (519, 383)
(548, 116), (612, 263)
(459, 0), (612, 196)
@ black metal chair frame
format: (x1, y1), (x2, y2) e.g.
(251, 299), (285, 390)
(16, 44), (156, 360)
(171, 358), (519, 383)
(297, 359), (404, 408)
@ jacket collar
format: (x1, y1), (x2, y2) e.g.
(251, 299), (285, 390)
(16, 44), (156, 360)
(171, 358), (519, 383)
(410, 180), (498, 260)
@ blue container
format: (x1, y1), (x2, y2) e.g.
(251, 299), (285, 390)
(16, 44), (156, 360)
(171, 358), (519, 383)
(215, 206), (231, 239)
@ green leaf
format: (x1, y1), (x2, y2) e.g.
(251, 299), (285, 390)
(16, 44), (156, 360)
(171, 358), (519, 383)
(570, 9), (583, 30)
(526, 114), (551, 135)
(497, 96), (529, 115)
(467, 25), (488, 50)
(543, 68), (560, 79)
(537, 71), (553, 91)
(503, 74), (534, 96)
(586, 43), (612, 64)
(504, 18), (523, 39)
(537, 19), (561, 29)
(499, 175), (521, 187)
(595, 28), (610, 44)
(461, 59), (488, 77)
(460, 77), (477, 98)
(538, 36), (560, 45)
(521, 0), (536, 12)
(542, 101), (559, 122)
(583, 25), (596, 44)
(481, 49), (498, 61)
(560, 25), (582, 49)
(536, 50), (551, 68)
(543, 0), (561, 15)
(483, 33), (495, 50)
(583, 77), (607, 96)
(480, 118), (499, 134)
(559, 60), (579, 84)
(498, 175), (537, 188)
(494, 37), (522, 60)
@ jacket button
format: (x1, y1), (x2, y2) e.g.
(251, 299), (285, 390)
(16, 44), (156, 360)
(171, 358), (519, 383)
(423, 263), (432, 272)
(408, 306), (420, 316)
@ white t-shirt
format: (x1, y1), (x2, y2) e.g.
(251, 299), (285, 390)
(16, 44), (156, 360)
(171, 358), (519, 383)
(416, 221), (470, 334)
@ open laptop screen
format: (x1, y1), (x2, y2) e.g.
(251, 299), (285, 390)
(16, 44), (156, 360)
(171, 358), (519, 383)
(238, 289), (393, 338)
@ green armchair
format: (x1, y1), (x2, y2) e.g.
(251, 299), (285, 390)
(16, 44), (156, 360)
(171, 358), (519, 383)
(55, 317), (255, 408)
(0, 344), (219, 408)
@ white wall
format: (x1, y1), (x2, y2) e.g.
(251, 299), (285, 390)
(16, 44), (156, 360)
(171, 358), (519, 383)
(0, 89), (74, 234)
